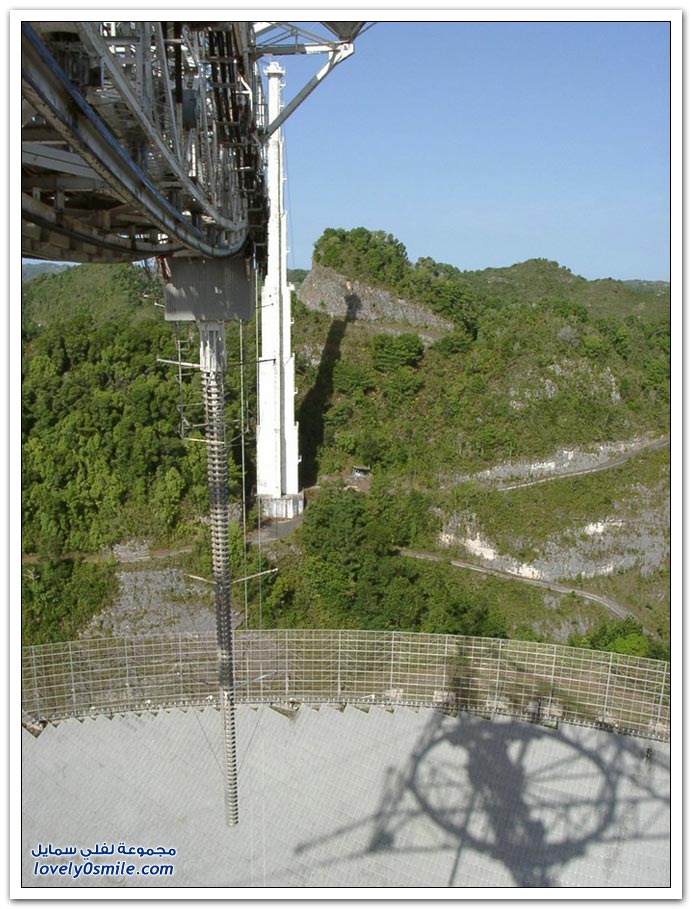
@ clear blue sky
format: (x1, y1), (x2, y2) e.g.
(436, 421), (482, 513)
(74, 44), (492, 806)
(278, 20), (670, 281)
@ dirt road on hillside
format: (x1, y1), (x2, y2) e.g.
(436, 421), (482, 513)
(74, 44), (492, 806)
(497, 435), (670, 492)
(401, 548), (632, 621)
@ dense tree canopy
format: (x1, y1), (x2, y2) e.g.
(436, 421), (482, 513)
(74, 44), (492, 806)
(258, 485), (506, 638)
(21, 263), (253, 643)
(22, 313), (197, 553)
(569, 616), (669, 661)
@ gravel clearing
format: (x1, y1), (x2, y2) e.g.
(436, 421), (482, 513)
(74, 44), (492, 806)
(80, 568), (216, 638)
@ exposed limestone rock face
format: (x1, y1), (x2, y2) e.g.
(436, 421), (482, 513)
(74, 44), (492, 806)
(298, 263), (453, 334)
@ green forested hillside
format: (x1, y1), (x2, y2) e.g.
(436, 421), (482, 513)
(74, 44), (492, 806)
(23, 313), (196, 553)
(313, 227), (670, 324)
(21, 262), (73, 284)
(291, 229), (670, 655)
(21, 239), (670, 656)
(257, 485), (507, 637)
(287, 268), (310, 287)
(301, 229), (669, 484)
(455, 260), (670, 322)
(22, 262), (160, 326)
(21, 263), (252, 643)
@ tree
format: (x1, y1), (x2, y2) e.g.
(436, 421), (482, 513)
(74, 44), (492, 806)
(151, 467), (185, 530)
(372, 333), (424, 372)
(569, 616), (668, 660)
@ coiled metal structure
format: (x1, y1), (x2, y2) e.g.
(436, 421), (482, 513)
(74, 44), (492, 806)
(199, 323), (238, 824)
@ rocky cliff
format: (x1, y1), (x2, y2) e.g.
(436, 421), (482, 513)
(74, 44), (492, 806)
(297, 263), (453, 337)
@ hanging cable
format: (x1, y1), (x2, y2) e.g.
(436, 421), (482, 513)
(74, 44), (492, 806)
(239, 320), (250, 629)
(253, 254), (265, 638)
(179, 586), (225, 778)
(253, 255), (261, 608)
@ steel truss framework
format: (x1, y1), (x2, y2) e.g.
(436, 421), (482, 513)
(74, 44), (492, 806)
(21, 21), (268, 263)
(21, 20), (366, 264)
(22, 630), (671, 742)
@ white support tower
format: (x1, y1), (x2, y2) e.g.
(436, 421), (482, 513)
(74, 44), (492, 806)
(256, 62), (304, 519)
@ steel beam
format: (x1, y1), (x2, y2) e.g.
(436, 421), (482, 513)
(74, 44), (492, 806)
(261, 42), (354, 138)
(22, 143), (104, 181)
(22, 192), (177, 259)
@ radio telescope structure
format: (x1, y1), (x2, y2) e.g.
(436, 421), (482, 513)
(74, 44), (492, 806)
(19, 19), (671, 892)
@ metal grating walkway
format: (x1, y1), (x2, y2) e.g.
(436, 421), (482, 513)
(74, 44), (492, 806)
(22, 630), (671, 741)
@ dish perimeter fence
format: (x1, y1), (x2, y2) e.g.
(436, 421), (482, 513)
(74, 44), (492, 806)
(22, 630), (670, 741)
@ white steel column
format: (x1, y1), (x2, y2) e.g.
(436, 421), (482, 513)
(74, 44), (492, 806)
(256, 62), (303, 519)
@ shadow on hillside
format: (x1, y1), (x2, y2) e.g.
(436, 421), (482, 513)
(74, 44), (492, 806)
(294, 709), (670, 887)
(298, 294), (361, 487)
